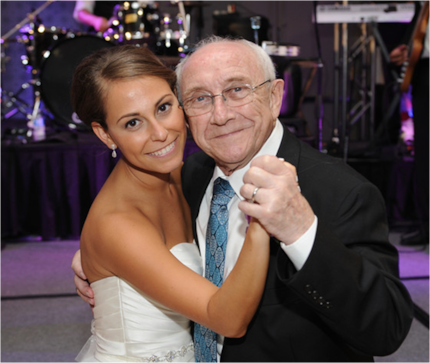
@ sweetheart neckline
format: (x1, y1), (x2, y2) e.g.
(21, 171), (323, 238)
(90, 242), (198, 287)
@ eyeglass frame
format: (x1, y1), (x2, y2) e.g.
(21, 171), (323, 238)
(180, 79), (272, 117)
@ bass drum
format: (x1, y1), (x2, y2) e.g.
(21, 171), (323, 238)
(40, 35), (114, 130)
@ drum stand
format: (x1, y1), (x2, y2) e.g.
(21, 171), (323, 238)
(250, 16), (261, 45)
(0, 39), (7, 121)
(2, 82), (32, 120)
(2, 55), (47, 133)
(1, 1), (54, 138)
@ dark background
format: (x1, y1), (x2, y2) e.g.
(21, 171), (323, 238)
(1, 1), (337, 141)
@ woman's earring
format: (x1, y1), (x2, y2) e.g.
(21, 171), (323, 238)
(111, 144), (117, 158)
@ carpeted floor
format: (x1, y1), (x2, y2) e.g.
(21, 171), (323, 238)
(1, 241), (91, 362)
(1, 234), (428, 362)
(375, 232), (429, 362)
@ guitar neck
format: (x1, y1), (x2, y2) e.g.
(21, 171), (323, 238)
(399, 2), (429, 92)
(408, 2), (429, 52)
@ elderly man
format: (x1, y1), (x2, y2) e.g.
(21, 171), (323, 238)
(177, 35), (413, 362)
(73, 36), (413, 362)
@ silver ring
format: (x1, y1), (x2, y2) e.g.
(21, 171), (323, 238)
(250, 187), (259, 203)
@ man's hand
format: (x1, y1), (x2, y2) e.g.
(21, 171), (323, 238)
(390, 44), (409, 66)
(239, 155), (315, 245)
(71, 249), (95, 307)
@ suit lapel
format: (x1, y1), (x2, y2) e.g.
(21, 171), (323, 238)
(184, 153), (215, 248)
(277, 125), (301, 169)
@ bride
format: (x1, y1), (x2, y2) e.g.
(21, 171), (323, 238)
(70, 45), (270, 362)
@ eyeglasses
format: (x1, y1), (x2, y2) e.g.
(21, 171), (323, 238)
(181, 79), (272, 117)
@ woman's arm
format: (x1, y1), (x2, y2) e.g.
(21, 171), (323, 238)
(82, 213), (269, 338)
(204, 218), (270, 336)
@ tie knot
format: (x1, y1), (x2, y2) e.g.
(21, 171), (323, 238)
(212, 177), (235, 206)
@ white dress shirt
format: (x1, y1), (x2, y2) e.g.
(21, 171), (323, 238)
(195, 119), (317, 361)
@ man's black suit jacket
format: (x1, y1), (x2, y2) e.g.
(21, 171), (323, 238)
(181, 125), (413, 362)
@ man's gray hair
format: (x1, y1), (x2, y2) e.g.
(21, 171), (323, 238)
(175, 35), (277, 103)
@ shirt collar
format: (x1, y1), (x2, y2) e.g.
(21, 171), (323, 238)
(212, 119), (284, 199)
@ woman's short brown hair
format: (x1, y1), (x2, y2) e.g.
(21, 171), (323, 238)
(71, 45), (176, 129)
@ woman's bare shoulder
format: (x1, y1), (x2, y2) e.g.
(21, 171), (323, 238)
(84, 203), (159, 246)
(81, 203), (163, 277)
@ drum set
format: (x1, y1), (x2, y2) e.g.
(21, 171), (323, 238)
(103, 1), (190, 54)
(1, 1), (191, 137)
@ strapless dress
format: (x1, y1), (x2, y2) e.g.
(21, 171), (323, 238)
(76, 242), (202, 362)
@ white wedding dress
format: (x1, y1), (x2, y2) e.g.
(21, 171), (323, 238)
(76, 242), (202, 362)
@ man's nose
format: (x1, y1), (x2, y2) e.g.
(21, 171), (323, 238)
(210, 94), (230, 125)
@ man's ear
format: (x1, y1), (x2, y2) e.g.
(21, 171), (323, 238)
(269, 78), (285, 120)
(92, 122), (113, 147)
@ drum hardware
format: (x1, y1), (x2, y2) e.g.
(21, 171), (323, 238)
(0, 0), (55, 42)
(170, 0), (210, 40)
(102, 26), (121, 44)
(156, 6), (190, 54)
(103, 1), (190, 55)
(2, 2), (115, 133)
(176, 13), (189, 52)
(105, 1), (160, 45)
(18, 23), (68, 71)
(29, 88), (46, 141)
(1, 0), (56, 138)
(0, 39), (10, 121)
(102, 16), (122, 43)
(154, 12), (187, 56)
(250, 16), (261, 45)
(176, 0), (189, 51)
(1, 35), (37, 123)
(177, 1), (189, 35)
(160, 13), (173, 48)
(14, 23), (56, 140)
(1, 83), (32, 120)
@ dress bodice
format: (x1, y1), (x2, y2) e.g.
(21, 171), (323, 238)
(76, 242), (202, 362)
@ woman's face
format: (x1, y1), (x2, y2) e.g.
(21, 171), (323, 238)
(101, 76), (186, 175)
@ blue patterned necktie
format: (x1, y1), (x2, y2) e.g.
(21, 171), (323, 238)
(194, 177), (235, 362)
